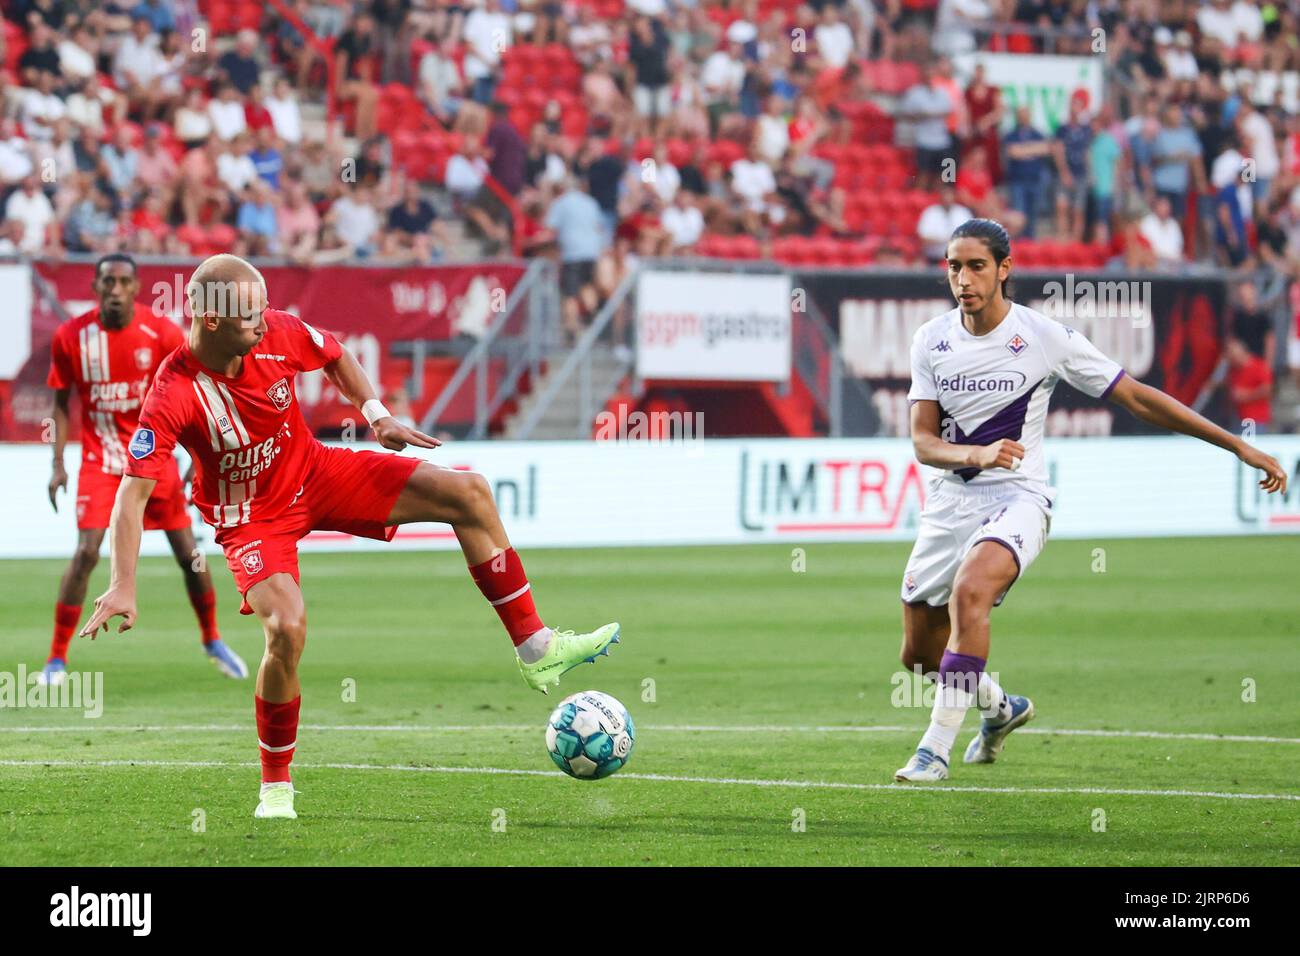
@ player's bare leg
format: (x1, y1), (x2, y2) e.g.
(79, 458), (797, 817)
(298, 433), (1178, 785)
(896, 543), (1030, 781)
(386, 462), (620, 693)
(164, 527), (247, 678)
(245, 572), (307, 819)
(900, 601), (949, 677)
(40, 528), (106, 685)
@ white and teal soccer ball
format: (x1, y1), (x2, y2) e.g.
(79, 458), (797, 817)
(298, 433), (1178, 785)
(545, 690), (635, 780)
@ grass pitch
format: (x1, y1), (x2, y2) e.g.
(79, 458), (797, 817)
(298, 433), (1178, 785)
(1, 538), (1297, 866)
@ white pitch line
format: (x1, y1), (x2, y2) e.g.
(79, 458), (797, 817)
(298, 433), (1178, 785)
(0, 758), (1295, 803)
(0, 723), (1298, 744)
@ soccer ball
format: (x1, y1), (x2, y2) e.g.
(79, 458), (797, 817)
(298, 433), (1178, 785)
(545, 690), (635, 780)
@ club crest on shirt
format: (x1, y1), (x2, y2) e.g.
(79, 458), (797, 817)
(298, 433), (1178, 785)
(134, 347), (152, 370)
(128, 428), (155, 459)
(240, 549), (265, 575)
(266, 378), (292, 412)
(904, 572), (917, 593)
(1006, 335), (1028, 355)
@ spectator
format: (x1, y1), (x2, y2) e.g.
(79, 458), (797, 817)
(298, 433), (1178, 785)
(175, 86), (214, 146)
(114, 14), (164, 117)
(217, 133), (259, 196)
(1139, 195), (1185, 265)
(1151, 103), (1205, 222)
(897, 63), (955, 191)
(485, 102), (526, 196)
(463, 0), (512, 105)
(265, 77), (304, 146)
(814, 6), (855, 70)
(1230, 280), (1277, 368)
(1087, 106), (1123, 243)
(0, 118), (34, 185)
(5, 175), (56, 253)
(1225, 338), (1273, 433)
(327, 184), (381, 257)
(445, 135), (489, 203)
(660, 189), (703, 250)
(1055, 94), (1092, 241)
(383, 179), (447, 262)
(1210, 134), (1252, 265)
(250, 126), (284, 192)
(628, 14), (671, 138)
(418, 36), (466, 127)
(236, 179), (278, 256)
(917, 185), (973, 260)
(100, 126), (140, 197)
(19, 22), (61, 85)
(64, 180), (118, 253)
(20, 69), (66, 145)
(932, 0), (994, 59)
(277, 179), (321, 262)
(218, 29), (262, 96)
(336, 11), (382, 139)
(730, 142), (778, 233)
(545, 175), (608, 336)
(1237, 97), (1279, 210)
(1004, 106), (1053, 237)
(208, 83), (249, 142)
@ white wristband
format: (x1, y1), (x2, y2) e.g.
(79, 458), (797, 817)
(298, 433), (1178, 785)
(361, 400), (391, 426)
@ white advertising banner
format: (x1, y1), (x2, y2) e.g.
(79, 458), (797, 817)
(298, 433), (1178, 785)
(635, 270), (792, 382)
(0, 263), (33, 379)
(953, 53), (1105, 134)
(0, 437), (1297, 561)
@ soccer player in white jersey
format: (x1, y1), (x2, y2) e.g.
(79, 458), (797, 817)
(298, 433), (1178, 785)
(894, 219), (1288, 782)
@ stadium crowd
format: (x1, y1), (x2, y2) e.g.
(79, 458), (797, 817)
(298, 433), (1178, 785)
(0, 0), (1298, 411)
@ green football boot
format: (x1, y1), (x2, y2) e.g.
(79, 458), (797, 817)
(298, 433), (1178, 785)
(517, 623), (621, 694)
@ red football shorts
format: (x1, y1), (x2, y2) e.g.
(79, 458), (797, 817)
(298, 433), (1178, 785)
(76, 458), (191, 532)
(215, 444), (421, 614)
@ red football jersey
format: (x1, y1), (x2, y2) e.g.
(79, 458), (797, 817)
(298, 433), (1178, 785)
(47, 304), (186, 475)
(125, 309), (344, 529)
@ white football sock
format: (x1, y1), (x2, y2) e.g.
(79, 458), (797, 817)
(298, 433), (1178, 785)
(978, 671), (1013, 723)
(516, 627), (552, 664)
(917, 683), (975, 762)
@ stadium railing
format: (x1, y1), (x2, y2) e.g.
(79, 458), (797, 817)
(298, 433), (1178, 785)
(414, 257), (558, 438)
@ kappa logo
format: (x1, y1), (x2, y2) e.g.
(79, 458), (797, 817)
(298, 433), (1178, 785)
(134, 347), (152, 370)
(932, 340), (952, 352)
(128, 428), (155, 459)
(266, 378), (292, 412)
(1006, 334), (1028, 355)
(240, 549), (265, 575)
(1011, 534), (1024, 549)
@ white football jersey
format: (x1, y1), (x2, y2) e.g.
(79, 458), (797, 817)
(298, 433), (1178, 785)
(908, 302), (1125, 494)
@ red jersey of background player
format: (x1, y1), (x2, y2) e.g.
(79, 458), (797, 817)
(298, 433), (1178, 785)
(47, 304), (185, 475)
(125, 309), (343, 529)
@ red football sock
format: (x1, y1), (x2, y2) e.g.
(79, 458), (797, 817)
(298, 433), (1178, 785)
(255, 695), (300, 784)
(188, 587), (220, 645)
(468, 548), (545, 646)
(49, 602), (82, 662)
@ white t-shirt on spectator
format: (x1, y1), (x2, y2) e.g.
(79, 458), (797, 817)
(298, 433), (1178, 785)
(265, 94), (303, 144)
(445, 154), (488, 198)
(175, 106), (213, 143)
(331, 195), (380, 249)
(1240, 109), (1279, 179)
(661, 203), (703, 248)
(6, 188), (55, 253)
(463, 10), (512, 81)
(57, 39), (96, 79)
(209, 99), (247, 141)
(815, 22), (855, 70)
(1211, 148), (1254, 220)
(1163, 48), (1199, 82)
(1233, 1), (1265, 42)
(702, 52), (744, 103)
(756, 114), (790, 164)
(217, 152), (258, 193)
(1140, 213), (1184, 262)
(649, 161), (680, 203)
(0, 137), (33, 183)
(917, 202), (973, 254)
(730, 158), (776, 211)
(114, 34), (162, 87)
(1197, 5), (1239, 46)
(21, 89), (66, 142)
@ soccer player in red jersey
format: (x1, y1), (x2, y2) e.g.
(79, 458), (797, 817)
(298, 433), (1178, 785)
(43, 254), (247, 685)
(81, 254), (619, 819)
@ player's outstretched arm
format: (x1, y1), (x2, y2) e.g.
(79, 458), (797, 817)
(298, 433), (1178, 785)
(1108, 375), (1287, 494)
(48, 388), (71, 510)
(79, 476), (156, 637)
(321, 347), (442, 452)
(909, 399), (1025, 471)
